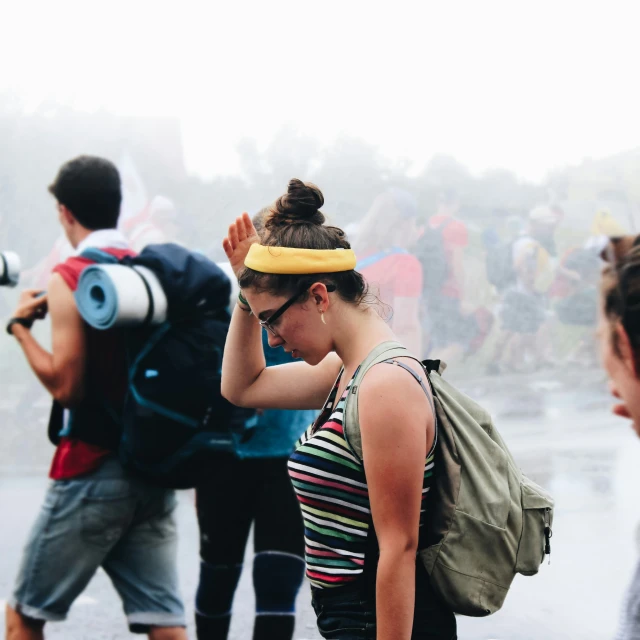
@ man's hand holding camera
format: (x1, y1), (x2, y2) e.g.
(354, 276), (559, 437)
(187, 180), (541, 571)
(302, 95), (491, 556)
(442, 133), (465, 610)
(7, 290), (48, 335)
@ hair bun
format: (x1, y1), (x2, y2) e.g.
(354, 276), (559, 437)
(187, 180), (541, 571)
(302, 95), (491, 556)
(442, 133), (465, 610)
(268, 179), (325, 228)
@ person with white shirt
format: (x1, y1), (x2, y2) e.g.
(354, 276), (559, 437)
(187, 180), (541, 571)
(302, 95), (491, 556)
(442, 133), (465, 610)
(5, 156), (187, 640)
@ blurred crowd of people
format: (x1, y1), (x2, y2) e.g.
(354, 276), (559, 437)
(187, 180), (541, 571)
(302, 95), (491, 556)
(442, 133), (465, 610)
(23, 182), (630, 378)
(14, 177), (631, 411)
(4, 155), (640, 640)
(346, 187), (629, 375)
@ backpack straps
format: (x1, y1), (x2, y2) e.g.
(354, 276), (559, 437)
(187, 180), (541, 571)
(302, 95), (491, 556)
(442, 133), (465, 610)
(356, 247), (408, 271)
(423, 359), (447, 375)
(382, 359), (436, 418)
(80, 248), (120, 264)
(343, 341), (443, 460)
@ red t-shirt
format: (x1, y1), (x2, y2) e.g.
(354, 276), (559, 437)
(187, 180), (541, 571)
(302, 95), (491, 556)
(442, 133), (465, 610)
(49, 248), (135, 480)
(429, 215), (468, 299)
(359, 251), (423, 307)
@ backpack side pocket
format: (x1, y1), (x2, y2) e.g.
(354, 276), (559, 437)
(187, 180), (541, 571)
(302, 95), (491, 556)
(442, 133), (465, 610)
(515, 477), (554, 576)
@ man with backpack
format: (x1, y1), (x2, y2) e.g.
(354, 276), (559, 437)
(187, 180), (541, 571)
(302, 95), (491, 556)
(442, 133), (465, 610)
(5, 156), (186, 640)
(418, 190), (491, 362)
(488, 205), (559, 374)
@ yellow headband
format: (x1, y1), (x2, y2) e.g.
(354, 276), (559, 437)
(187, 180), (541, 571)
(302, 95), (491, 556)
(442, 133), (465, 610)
(244, 244), (357, 274)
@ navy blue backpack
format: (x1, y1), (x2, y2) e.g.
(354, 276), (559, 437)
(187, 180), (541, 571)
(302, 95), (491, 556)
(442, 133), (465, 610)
(70, 243), (254, 488)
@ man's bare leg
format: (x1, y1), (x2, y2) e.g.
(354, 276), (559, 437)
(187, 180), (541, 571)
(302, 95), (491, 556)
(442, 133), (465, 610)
(148, 626), (188, 640)
(5, 605), (44, 640)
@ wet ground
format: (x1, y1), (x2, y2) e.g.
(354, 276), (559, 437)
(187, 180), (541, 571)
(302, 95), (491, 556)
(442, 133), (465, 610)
(0, 367), (637, 639)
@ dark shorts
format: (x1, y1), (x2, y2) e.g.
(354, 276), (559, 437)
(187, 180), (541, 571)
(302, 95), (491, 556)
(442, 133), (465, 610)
(426, 297), (477, 350)
(555, 288), (597, 327)
(311, 562), (457, 640)
(500, 288), (547, 334)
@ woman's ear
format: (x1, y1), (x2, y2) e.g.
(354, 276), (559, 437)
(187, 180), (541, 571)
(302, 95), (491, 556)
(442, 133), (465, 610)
(615, 321), (639, 378)
(309, 283), (330, 309)
(59, 204), (75, 227)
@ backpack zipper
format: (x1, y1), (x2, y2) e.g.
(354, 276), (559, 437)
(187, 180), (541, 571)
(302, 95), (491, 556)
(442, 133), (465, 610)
(544, 508), (552, 564)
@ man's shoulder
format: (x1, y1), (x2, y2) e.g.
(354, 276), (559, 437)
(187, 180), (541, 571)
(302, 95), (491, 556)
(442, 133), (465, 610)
(52, 247), (134, 292)
(45, 273), (84, 330)
(51, 256), (93, 292)
(47, 272), (79, 304)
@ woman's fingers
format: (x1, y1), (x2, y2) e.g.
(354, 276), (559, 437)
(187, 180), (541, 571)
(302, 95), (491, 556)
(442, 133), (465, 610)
(222, 238), (233, 259)
(222, 214), (259, 270)
(228, 222), (239, 249)
(236, 215), (248, 242)
(242, 212), (256, 238)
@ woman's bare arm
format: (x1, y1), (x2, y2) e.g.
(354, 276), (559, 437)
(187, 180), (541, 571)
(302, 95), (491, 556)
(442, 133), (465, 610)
(358, 361), (434, 640)
(221, 303), (341, 409)
(220, 212), (342, 410)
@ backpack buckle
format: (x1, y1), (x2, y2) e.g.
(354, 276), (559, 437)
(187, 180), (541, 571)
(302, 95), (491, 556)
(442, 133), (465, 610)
(422, 359), (446, 375)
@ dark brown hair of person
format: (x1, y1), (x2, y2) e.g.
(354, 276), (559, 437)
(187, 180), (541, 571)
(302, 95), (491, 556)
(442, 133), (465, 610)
(601, 235), (640, 370)
(239, 179), (371, 307)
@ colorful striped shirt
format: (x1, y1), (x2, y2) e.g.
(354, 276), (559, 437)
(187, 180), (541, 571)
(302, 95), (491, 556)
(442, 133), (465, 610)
(288, 367), (436, 589)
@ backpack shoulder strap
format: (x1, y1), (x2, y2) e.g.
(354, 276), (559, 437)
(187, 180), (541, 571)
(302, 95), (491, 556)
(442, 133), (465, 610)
(80, 248), (120, 264)
(385, 358), (435, 415)
(423, 358), (447, 375)
(343, 341), (443, 460)
(356, 248), (407, 271)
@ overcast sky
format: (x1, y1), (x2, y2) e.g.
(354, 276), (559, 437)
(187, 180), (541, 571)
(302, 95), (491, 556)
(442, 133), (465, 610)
(2, 0), (639, 182)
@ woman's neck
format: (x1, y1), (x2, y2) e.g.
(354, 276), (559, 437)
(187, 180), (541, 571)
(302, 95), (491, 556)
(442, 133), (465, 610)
(331, 304), (397, 372)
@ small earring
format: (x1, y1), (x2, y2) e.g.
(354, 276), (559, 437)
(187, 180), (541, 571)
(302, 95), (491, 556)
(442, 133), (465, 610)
(321, 311), (327, 325)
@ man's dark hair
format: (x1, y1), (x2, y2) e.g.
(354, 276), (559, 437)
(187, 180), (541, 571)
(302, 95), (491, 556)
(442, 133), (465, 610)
(48, 156), (122, 230)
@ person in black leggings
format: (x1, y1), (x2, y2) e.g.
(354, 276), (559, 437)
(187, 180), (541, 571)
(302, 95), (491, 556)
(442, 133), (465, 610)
(195, 452), (305, 639)
(194, 330), (316, 639)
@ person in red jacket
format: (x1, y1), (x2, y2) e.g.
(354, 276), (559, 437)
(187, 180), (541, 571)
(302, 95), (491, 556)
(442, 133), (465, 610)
(355, 189), (424, 356)
(5, 156), (186, 640)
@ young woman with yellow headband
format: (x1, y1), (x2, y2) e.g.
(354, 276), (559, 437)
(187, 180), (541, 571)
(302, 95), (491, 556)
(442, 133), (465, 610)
(221, 179), (456, 640)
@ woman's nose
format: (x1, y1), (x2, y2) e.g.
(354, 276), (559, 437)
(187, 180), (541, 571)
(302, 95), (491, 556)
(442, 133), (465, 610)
(267, 330), (284, 348)
(609, 381), (622, 399)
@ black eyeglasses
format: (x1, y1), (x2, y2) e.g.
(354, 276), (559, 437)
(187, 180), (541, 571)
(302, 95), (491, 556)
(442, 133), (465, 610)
(259, 283), (336, 336)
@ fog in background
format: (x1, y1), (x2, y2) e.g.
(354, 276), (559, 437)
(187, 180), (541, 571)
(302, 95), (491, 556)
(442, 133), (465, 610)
(1, 2), (640, 637)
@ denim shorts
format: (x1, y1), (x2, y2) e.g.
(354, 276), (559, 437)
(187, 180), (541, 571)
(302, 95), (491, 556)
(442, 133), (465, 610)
(9, 457), (185, 633)
(311, 562), (457, 640)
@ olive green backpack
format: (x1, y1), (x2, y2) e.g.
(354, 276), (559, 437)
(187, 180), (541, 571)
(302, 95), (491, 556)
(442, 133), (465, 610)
(343, 341), (554, 616)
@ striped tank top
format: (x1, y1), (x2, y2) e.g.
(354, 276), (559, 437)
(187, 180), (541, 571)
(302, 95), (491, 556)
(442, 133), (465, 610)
(288, 364), (436, 589)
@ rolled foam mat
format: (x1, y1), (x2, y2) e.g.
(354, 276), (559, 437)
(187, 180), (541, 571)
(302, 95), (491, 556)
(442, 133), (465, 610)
(0, 251), (21, 287)
(75, 264), (168, 329)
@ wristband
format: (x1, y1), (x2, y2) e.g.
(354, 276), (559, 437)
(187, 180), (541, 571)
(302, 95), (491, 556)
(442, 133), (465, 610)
(6, 317), (33, 335)
(237, 291), (252, 313)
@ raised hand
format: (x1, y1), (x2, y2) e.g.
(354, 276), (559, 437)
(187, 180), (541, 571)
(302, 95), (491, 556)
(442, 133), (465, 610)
(222, 213), (261, 278)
